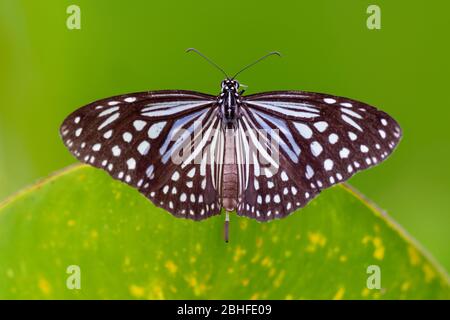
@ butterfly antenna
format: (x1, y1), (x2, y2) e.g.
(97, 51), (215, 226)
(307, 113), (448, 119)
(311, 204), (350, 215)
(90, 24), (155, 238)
(231, 51), (282, 79)
(186, 48), (229, 78)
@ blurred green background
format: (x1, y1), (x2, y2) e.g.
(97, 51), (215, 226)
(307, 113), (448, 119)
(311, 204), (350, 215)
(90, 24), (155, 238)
(0, 0), (449, 272)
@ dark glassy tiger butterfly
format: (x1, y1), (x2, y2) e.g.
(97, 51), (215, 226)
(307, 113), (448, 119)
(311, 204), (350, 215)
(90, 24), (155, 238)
(60, 49), (402, 242)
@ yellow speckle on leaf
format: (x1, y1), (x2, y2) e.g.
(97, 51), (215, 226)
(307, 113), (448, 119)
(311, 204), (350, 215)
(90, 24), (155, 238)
(306, 231), (327, 252)
(271, 235), (279, 243)
(256, 237), (263, 248)
(189, 256), (196, 264)
(284, 250), (292, 258)
(170, 285), (178, 293)
(285, 294), (293, 300)
(339, 255), (347, 262)
(148, 284), (165, 299)
(273, 270), (286, 288)
(422, 264), (436, 283)
(6, 269), (14, 278)
(186, 275), (208, 296)
(124, 256), (131, 266)
(362, 235), (385, 260)
(261, 256), (273, 268)
(239, 219), (248, 230)
(112, 189), (122, 200)
(186, 275), (197, 287)
(268, 268), (276, 277)
(372, 237), (385, 260)
(251, 253), (261, 264)
(362, 235), (371, 245)
(165, 260), (178, 275)
(129, 285), (145, 298)
(90, 229), (98, 239)
(242, 278), (250, 286)
(401, 281), (410, 292)
(67, 219), (76, 227)
(408, 246), (421, 266)
(227, 267), (234, 274)
(333, 287), (345, 300)
(250, 292), (260, 300)
(38, 277), (52, 295)
(361, 287), (370, 297)
(233, 246), (246, 262)
(195, 243), (202, 253)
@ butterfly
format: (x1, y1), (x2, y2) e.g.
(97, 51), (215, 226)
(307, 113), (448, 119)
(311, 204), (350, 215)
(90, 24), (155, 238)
(60, 49), (402, 242)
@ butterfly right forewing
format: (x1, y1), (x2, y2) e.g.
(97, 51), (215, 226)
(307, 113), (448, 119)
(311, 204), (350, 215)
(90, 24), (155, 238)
(234, 91), (402, 221)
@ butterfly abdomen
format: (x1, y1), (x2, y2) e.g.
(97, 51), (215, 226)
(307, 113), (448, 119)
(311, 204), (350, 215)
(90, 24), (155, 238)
(221, 129), (238, 211)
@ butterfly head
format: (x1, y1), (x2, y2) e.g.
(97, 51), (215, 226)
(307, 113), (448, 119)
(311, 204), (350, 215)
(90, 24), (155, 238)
(221, 79), (240, 92)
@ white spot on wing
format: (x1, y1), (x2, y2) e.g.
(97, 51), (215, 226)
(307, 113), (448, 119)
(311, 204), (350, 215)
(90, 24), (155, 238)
(133, 120), (147, 131)
(98, 112), (120, 130)
(171, 171), (180, 181)
(123, 132), (133, 143)
(339, 148), (350, 158)
(310, 141), (323, 157)
(294, 122), (313, 139)
(328, 133), (338, 144)
(103, 130), (113, 139)
(360, 145), (369, 153)
(92, 143), (101, 151)
(99, 106), (119, 117)
(124, 97), (136, 103)
(137, 141), (150, 155)
(324, 159), (334, 171)
(313, 121), (328, 132)
(127, 158), (136, 170)
(187, 167), (196, 178)
(342, 115), (362, 131)
(306, 165), (314, 179)
(112, 145), (121, 156)
(146, 165), (154, 178)
(341, 108), (363, 119)
(348, 132), (357, 141)
(148, 121), (167, 139)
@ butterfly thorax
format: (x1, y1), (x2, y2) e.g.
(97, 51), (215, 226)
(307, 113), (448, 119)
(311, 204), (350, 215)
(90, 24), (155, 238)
(219, 79), (242, 129)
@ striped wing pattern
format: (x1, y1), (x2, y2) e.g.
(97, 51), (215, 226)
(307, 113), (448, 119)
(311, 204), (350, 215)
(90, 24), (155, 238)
(60, 90), (224, 220)
(235, 91), (402, 221)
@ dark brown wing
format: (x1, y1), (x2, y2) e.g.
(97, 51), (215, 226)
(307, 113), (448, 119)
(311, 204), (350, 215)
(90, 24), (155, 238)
(60, 90), (224, 220)
(234, 91), (401, 221)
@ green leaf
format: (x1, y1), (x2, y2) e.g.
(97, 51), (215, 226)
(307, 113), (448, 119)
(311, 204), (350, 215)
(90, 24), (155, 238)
(0, 165), (448, 299)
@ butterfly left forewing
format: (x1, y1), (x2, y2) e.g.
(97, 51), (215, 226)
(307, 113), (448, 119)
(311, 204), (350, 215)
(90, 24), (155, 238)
(60, 90), (223, 220)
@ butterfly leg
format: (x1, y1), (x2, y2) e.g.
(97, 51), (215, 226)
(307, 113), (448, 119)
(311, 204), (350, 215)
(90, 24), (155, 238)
(224, 212), (230, 243)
